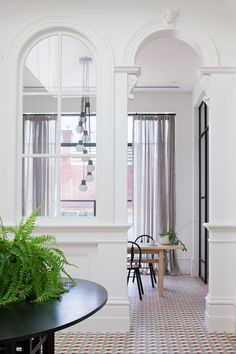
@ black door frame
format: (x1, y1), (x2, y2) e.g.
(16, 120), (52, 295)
(198, 101), (209, 283)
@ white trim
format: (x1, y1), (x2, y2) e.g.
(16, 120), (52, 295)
(114, 66), (141, 74)
(55, 240), (129, 245)
(34, 223), (131, 233)
(123, 16), (219, 67)
(22, 153), (96, 158)
(4, 16), (114, 224)
(205, 295), (236, 333)
(209, 240), (236, 244)
(198, 66), (236, 76)
(203, 223), (236, 233)
(206, 295), (235, 305)
(61, 296), (130, 332)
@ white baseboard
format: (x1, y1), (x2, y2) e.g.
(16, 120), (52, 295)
(205, 295), (236, 333)
(60, 298), (131, 333)
(177, 258), (191, 274)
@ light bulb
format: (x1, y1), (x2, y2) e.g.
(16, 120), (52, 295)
(76, 122), (83, 134)
(79, 179), (88, 192)
(81, 149), (90, 162)
(86, 172), (94, 182)
(76, 140), (84, 152)
(80, 115), (87, 124)
(83, 130), (91, 143)
(86, 159), (95, 172)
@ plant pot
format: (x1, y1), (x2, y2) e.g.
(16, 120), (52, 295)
(159, 235), (171, 245)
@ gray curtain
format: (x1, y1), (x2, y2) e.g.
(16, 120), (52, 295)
(133, 114), (179, 274)
(22, 114), (57, 216)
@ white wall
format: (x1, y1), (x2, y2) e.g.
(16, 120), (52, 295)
(1, 0), (236, 333)
(129, 92), (193, 274)
(0, 0), (236, 65)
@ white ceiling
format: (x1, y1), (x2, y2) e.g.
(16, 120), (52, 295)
(135, 37), (201, 93)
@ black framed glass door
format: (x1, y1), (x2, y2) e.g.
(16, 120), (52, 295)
(199, 101), (209, 283)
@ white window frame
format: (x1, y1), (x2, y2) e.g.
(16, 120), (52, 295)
(21, 33), (97, 219)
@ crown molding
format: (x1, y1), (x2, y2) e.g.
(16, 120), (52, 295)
(114, 66), (141, 75)
(203, 223), (236, 233)
(198, 66), (236, 76)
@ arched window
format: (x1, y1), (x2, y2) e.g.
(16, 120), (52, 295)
(22, 34), (96, 217)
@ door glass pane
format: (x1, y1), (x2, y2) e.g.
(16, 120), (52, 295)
(200, 137), (205, 196)
(201, 261), (205, 278)
(200, 103), (205, 134)
(200, 198), (206, 225)
(24, 36), (59, 92)
(200, 225), (205, 260)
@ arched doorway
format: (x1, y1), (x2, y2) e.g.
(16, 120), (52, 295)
(124, 14), (219, 278)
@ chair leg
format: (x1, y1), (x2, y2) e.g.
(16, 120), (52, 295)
(127, 269), (131, 284)
(137, 269), (144, 295)
(135, 269), (143, 300)
(149, 264), (155, 288)
(149, 263), (157, 288)
(151, 264), (157, 283)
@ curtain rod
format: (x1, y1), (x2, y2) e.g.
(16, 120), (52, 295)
(128, 112), (176, 116)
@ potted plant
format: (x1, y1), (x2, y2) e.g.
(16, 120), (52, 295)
(0, 209), (75, 306)
(159, 230), (187, 251)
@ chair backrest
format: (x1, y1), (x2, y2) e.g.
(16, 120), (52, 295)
(128, 241), (142, 268)
(135, 234), (153, 244)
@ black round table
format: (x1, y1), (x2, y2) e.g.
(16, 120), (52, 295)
(0, 279), (107, 353)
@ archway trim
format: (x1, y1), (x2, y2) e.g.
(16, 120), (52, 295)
(123, 16), (219, 67)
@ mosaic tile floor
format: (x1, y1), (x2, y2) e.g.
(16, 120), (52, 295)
(55, 275), (236, 353)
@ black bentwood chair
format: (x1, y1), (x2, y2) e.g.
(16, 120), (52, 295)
(127, 241), (144, 300)
(135, 234), (157, 288)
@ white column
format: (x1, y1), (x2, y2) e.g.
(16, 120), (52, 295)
(113, 66), (140, 224)
(200, 68), (236, 333)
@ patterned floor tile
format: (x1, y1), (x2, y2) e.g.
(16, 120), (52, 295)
(55, 275), (236, 353)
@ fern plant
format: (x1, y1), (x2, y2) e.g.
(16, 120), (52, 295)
(0, 209), (76, 306)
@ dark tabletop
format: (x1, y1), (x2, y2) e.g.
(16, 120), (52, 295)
(0, 279), (107, 343)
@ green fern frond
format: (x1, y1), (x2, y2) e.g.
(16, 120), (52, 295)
(0, 209), (76, 306)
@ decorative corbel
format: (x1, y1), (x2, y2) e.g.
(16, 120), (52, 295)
(128, 73), (139, 100)
(163, 7), (179, 29)
(200, 74), (211, 107)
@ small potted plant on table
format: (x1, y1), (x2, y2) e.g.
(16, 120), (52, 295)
(159, 230), (187, 251)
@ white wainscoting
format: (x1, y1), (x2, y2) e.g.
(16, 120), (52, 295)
(35, 223), (131, 332)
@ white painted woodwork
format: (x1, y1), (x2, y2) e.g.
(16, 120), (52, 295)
(0, 0), (236, 333)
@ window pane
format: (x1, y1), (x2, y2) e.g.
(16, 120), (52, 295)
(23, 112), (57, 154)
(22, 34), (97, 218)
(128, 115), (133, 223)
(22, 157), (57, 216)
(60, 157), (96, 217)
(61, 35), (96, 92)
(128, 115), (133, 144)
(23, 94), (58, 114)
(61, 112), (96, 146)
(24, 36), (59, 92)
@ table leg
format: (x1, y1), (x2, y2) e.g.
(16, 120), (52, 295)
(43, 332), (55, 353)
(0, 342), (17, 354)
(158, 250), (164, 296)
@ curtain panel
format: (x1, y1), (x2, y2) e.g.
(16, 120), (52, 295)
(22, 114), (57, 216)
(133, 114), (178, 272)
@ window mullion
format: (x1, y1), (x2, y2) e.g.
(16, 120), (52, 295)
(55, 34), (62, 216)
